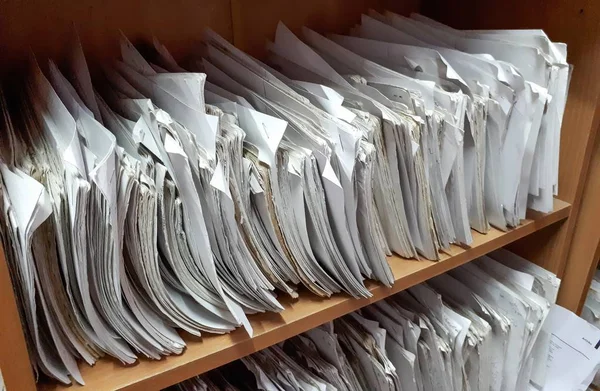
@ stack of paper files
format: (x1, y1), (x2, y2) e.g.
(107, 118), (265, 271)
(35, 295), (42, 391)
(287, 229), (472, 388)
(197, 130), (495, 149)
(173, 306), (600, 391)
(540, 305), (600, 391)
(0, 13), (570, 386)
(336, 11), (570, 228)
(581, 270), (600, 328)
(581, 271), (600, 388)
(173, 249), (562, 391)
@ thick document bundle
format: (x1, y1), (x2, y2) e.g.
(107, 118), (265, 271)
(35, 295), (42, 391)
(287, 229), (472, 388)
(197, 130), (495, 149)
(347, 11), (570, 227)
(0, 13), (569, 385)
(582, 270), (600, 329)
(175, 249), (565, 391)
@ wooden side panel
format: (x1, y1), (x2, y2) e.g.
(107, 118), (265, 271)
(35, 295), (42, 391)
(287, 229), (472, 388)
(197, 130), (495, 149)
(0, 0), (234, 77)
(231, 0), (420, 59)
(423, 0), (600, 309)
(557, 127), (600, 312)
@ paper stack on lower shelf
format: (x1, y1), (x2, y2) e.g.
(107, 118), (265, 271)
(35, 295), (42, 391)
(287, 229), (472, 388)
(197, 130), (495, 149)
(173, 249), (598, 391)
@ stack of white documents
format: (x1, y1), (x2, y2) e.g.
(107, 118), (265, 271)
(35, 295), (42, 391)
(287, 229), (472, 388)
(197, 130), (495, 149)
(174, 248), (562, 391)
(542, 305), (600, 391)
(0, 13), (570, 386)
(263, 16), (570, 245)
(580, 270), (600, 389)
(582, 270), (600, 329)
(337, 11), (571, 228)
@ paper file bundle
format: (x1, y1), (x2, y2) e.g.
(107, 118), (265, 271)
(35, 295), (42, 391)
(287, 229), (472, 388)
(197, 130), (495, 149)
(0, 11), (570, 385)
(175, 251), (593, 391)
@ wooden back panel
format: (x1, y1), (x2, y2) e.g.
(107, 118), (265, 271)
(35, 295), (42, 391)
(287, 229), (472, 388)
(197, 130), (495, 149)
(0, 0), (233, 78)
(231, 0), (420, 58)
(0, 0), (418, 78)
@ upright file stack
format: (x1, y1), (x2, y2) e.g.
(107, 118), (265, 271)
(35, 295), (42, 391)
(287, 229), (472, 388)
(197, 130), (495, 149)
(583, 272), (600, 329)
(581, 272), (600, 388)
(171, 249), (563, 391)
(0, 4), (583, 391)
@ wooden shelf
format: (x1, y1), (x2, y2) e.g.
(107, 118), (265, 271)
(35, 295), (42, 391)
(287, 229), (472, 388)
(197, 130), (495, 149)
(39, 199), (571, 391)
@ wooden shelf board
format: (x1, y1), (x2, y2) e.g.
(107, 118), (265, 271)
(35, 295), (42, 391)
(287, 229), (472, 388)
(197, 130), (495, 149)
(39, 199), (571, 391)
